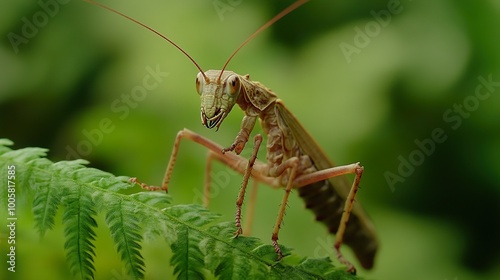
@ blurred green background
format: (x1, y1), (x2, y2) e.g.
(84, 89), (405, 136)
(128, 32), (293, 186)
(1, 0), (500, 279)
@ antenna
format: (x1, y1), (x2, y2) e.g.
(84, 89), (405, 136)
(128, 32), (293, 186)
(84, 0), (210, 83)
(217, 0), (309, 82)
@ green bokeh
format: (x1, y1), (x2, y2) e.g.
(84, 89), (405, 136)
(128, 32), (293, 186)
(1, 0), (499, 279)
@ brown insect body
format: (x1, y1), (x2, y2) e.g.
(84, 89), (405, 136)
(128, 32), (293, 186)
(202, 70), (378, 269)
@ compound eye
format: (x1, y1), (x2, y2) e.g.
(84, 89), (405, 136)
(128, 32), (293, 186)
(195, 72), (204, 95)
(225, 75), (241, 96)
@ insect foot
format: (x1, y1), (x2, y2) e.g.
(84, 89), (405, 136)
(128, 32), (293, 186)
(234, 207), (243, 237)
(222, 140), (245, 155)
(128, 177), (164, 192)
(271, 234), (284, 261)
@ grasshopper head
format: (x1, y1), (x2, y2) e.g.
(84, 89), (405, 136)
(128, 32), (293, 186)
(196, 70), (242, 131)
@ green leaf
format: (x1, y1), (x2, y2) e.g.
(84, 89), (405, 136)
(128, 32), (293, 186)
(104, 198), (145, 279)
(32, 176), (61, 237)
(62, 185), (98, 280)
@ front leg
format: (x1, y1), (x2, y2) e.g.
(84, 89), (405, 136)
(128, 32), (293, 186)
(130, 128), (279, 192)
(130, 128), (251, 192)
(129, 129), (196, 192)
(222, 115), (257, 155)
(234, 134), (263, 236)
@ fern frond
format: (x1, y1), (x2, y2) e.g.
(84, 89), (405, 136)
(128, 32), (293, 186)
(130, 191), (172, 208)
(167, 204), (220, 279)
(0, 146), (52, 192)
(62, 184), (98, 280)
(103, 198), (145, 279)
(32, 177), (61, 236)
(0, 138), (14, 152)
(203, 222), (270, 279)
(296, 257), (359, 279)
(1, 146), (48, 163)
(0, 139), (361, 280)
(171, 226), (208, 279)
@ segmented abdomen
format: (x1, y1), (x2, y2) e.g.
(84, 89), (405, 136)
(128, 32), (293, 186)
(298, 180), (377, 269)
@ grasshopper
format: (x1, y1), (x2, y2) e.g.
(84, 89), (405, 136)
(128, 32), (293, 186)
(86, 0), (378, 273)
